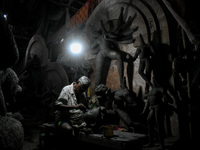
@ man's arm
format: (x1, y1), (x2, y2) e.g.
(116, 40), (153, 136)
(55, 98), (86, 111)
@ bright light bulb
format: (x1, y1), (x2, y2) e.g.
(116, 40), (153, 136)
(3, 14), (7, 20)
(70, 43), (82, 54)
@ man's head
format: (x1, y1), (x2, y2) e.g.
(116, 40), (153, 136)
(75, 76), (90, 94)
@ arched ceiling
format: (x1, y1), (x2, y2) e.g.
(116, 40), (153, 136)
(0, 0), (199, 60)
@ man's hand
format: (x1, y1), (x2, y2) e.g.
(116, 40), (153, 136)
(77, 103), (86, 111)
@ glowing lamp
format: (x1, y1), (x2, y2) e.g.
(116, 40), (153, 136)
(70, 43), (82, 54)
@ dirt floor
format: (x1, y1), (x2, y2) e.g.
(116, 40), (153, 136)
(22, 128), (183, 150)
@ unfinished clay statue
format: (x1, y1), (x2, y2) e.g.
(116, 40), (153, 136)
(132, 34), (154, 93)
(142, 86), (165, 149)
(89, 7), (138, 88)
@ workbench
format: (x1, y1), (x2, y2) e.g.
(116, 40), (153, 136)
(77, 130), (147, 150)
(40, 123), (147, 150)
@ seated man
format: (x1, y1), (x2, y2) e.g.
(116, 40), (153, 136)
(54, 76), (90, 136)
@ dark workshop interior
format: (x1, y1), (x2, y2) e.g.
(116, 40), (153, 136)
(0, 0), (200, 150)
